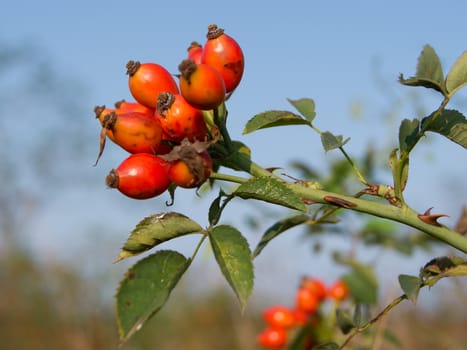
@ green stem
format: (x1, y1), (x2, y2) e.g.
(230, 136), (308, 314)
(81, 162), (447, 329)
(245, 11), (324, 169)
(339, 146), (368, 185)
(222, 141), (467, 253)
(308, 123), (368, 185)
(289, 183), (467, 253)
(214, 105), (233, 153)
(393, 97), (451, 207)
(339, 294), (408, 349)
(402, 95), (450, 157)
(209, 172), (249, 184)
(191, 234), (208, 261)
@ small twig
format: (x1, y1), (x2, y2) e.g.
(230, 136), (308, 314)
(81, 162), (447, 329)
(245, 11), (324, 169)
(305, 123), (369, 185)
(209, 172), (249, 184)
(338, 294), (408, 349)
(191, 234), (208, 261)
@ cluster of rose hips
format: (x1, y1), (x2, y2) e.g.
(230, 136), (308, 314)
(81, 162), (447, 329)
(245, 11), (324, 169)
(257, 277), (350, 349)
(93, 24), (244, 199)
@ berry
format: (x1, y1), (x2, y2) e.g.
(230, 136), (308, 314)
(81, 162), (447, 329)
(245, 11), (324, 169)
(300, 277), (328, 301)
(126, 60), (179, 108)
(262, 305), (296, 329)
(101, 111), (163, 155)
(178, 59), (226, 110)
(187, 41), (203, 64)
(162, 138), (213, 189)
(156, 92), (207, 142)
(95, 105), (115, 125)
(202, 24), (244, 93)
(114, 99), (155, 118)
(105, 153), (170, 200)
(257, 327), (287, 349)
(291, 308), (309, 326)
(328, 279), (350, 301)
(295, 287), (320, 314)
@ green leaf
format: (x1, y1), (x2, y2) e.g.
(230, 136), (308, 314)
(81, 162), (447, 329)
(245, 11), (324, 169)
(287, 97), (316, 122)
(422, 109), (467, 149)
(320, 131), (350, 152)
(116, 250), (190, 343)
(252, 214), (309, 258)
(208, 190), (232, 226)
(242, 110), (309, 134)
(342, 264), (378, 305)
(209, 225), (254, 310)
(389, 148), (409, 197)
(422, 256), (466, 274)
(208, 193), (222, 226)
(233, 176), (308, 212)
(336, 309), (355, 334)
(115, 212), (203, 262)
(398, 274), (421, 303)
(399, 44), (446, 94)
(420, 256), (467, 286)
(398, 118), (420, 154)
(446, 51), (467, 96)
(222, 141), (252, 171)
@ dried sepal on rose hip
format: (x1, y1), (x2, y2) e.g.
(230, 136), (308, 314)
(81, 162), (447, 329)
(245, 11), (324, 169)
(178, 59), (226, 110)
(202, 24), (244, 94)
(161, 138), (214, 189)
(94, 105), (115, 128)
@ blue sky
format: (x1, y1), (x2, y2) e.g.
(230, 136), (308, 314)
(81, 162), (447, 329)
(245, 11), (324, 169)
(5, 1), (467, 159)
(2, 1), (466, 303)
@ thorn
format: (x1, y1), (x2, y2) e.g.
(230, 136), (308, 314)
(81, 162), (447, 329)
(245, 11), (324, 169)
(418, 207), (449, 227)
(264, 167), (282, 173)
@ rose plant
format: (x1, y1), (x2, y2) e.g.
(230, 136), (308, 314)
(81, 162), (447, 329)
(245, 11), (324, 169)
(93, 25), (467, 348)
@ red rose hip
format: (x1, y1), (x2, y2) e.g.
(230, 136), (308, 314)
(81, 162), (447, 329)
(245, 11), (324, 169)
(178, 59), (226, 110)
(202, 24), (244, 93)
(187, 41), (203, 64)
(169, 150), (212, 188)
(126, 60), (179, 109)
(102, 111), (163, 154)
(106, 153), (171, 199)
(156, 92), (207, 142)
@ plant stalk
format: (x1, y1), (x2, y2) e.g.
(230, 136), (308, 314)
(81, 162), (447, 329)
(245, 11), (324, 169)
(339, 294), (408, 349)
(228, 151), (467, 253)
(209, 172), (248, 184)
(290, 183), (467, 253)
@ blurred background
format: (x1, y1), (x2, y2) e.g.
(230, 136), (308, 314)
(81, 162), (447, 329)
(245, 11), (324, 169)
(1, 1), (466, 349)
